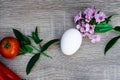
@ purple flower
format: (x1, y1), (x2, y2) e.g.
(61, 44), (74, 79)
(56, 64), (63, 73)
(84, 7), (96, 22)
(95, 12), (106, 23)
(88, 25), (95, 34)
(74, 12), (82, 23)
(80, 27), (86, 33)
(80, 23), (90, 33)
(76, 24), (81, 29)
(82, 32), (91, 38)
(79, 24), (95, 38)
(74, 6), (105, 43)
(80, 24), (94, 33)
(90, 34), (101, 43)
(85, 24), (90, 32)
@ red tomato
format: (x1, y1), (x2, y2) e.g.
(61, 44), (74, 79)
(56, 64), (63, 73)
(0, 37), (20, 59)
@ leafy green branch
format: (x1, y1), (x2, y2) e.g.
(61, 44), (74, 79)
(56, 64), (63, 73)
(94, 14), (120, 55)
(95, 14), (119, 33)
(13, 27), (59, 75)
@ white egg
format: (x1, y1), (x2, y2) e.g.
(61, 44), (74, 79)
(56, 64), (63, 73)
(60, 28), (82, 55)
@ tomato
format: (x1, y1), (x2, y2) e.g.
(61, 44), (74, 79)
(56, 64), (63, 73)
(0, 37), (20, 59)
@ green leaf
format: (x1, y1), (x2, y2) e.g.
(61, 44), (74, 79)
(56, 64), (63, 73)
(31, 27), (43, 44)
(22, 36), (31, 45)
(26, 53), (40, 75)
(24, 45), (33, 53)
(41, 52), (52, 59)
(19, 48), (28, 55)
(95, 22), (113, 33)
(89, 18), (97, 25)
(114, 26), (120, 34)
(35, 26), (38, 35)
(104, 36), (120, 55)
(13, 29), (31, 45)
(41, 39), (59, 52)
(105, 14), (119, 23)
(19, 45), (33, 55)
(32, 32), (43, 44)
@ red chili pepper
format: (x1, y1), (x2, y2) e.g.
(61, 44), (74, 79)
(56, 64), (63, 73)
(0, 61), (21, 80)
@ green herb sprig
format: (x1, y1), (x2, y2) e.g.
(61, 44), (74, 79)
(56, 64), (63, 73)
(13, 27), (59, 75)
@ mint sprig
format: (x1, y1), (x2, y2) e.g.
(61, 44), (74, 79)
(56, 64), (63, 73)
(13, 27), (59, 75)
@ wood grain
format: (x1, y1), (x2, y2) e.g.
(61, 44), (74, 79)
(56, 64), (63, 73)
(0, 0), (120, 80)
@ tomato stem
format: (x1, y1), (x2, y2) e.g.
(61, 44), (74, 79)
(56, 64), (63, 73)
(4, 42), (10, 48)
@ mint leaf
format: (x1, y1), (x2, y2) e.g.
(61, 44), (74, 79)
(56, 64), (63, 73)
(24, 45), (33, 53)
(32, 32), (43, 44)
(31, 27), (43, 44)
(13, 29), (31, 45)
(26, 53), (40, 75)
(41, 39), (59, 52)
(19, 45), (33, 55)
(19, 48), (28, 55)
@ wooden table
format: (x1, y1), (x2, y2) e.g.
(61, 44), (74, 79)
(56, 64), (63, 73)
(0, 0), (120, 80)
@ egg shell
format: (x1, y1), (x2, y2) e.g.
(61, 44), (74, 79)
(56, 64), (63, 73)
(60, 28), (82, 55)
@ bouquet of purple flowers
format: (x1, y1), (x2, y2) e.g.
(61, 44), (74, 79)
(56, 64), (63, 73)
(74, 6), (120, 54)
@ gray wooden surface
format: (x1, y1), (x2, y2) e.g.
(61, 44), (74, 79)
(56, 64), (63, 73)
(1, 0), (120, 80)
